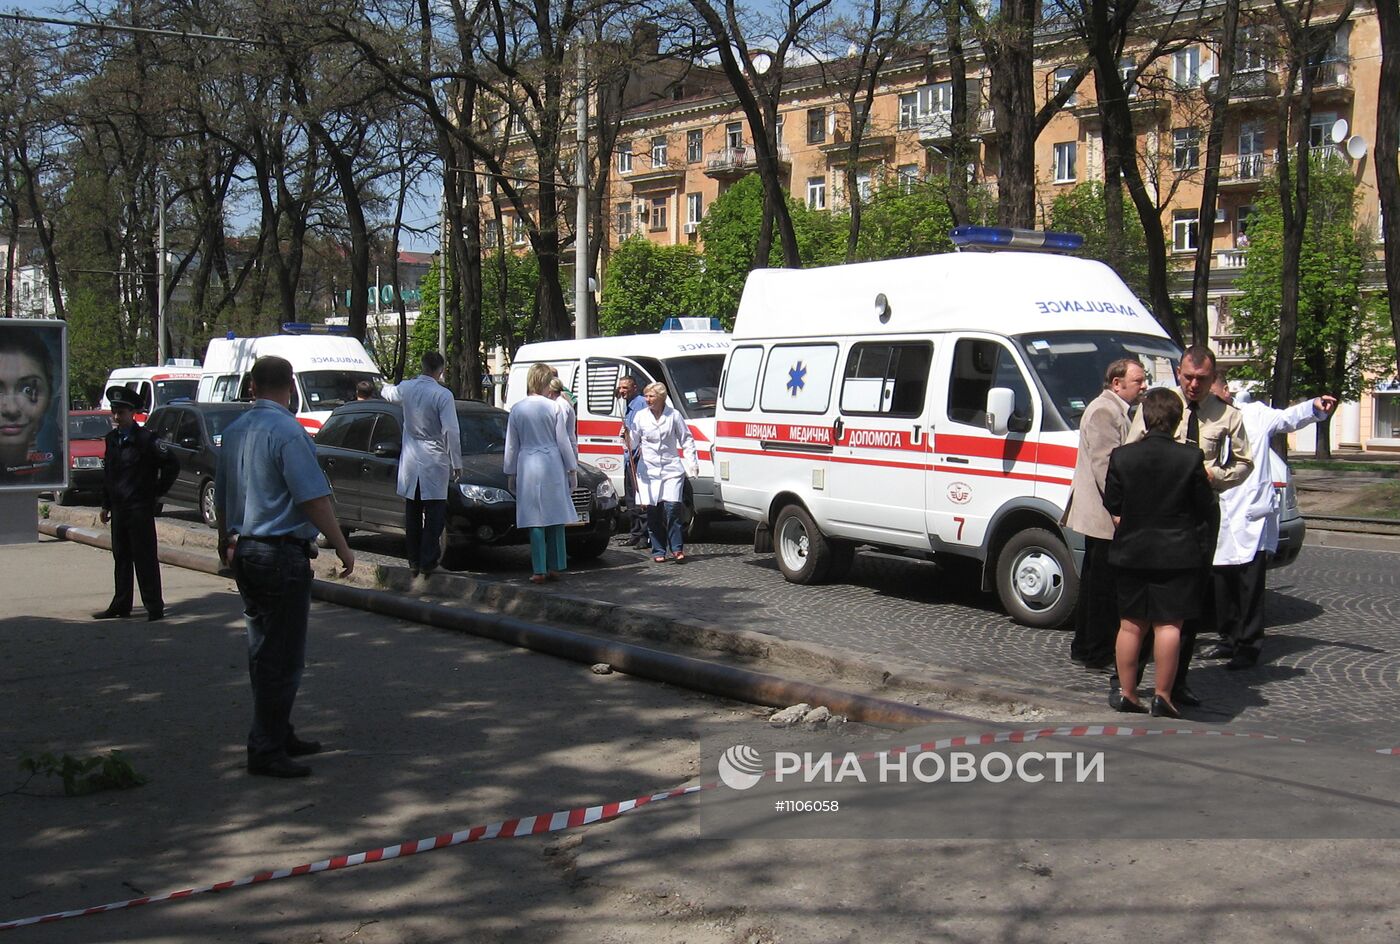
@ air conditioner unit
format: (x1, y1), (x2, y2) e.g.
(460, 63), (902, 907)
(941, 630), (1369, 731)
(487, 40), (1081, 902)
(683, 222), (700, 235)
(635, 201), (648, 220)
(1214, 208), (1228, 223)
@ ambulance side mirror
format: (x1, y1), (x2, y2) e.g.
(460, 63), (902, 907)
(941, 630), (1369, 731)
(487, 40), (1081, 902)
(985, 387), (1015, 436)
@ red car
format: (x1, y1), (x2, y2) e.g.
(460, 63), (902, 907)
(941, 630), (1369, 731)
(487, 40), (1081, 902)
(55, 410), (114, 505)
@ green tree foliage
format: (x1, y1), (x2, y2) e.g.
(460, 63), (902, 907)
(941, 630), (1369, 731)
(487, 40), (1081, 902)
(481, 249), (540, 358)
(65, 286), (126, 406)
(1047, 182), (1150, 301)
(1235, 158), (1393, 408)
(597, 237), (704, 335)
(406, 257), (445, 373)
(850, 175), (969, 262)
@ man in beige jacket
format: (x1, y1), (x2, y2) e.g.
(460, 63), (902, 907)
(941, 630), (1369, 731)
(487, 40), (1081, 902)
(1126, 345), (1252, 706)
(1063, 358), (1146, 670)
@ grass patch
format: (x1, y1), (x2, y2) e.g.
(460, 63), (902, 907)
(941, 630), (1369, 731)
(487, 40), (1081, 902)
(1333, 481), (1400, 520)
(1290, 460), (1400, 477)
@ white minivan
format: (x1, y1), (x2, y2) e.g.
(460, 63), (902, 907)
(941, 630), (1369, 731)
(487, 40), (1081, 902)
(195, 327), (382, 434)
(712, 231), (1181, 627)
(100, 364), (203, 423)
(505, 323), (731, 531)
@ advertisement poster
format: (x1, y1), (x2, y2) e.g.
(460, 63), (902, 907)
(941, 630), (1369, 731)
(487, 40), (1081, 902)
(0, 319), (67, 492)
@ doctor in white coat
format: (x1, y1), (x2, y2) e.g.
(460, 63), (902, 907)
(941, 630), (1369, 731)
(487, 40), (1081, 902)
(505, 363), (579, 583)
(1207, 373), (1336, 668)
(383, 352), (462, 577)
(633, 382), (698, 562)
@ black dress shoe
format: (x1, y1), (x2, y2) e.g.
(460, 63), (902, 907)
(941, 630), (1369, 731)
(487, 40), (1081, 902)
(1203, 645), (1235, 660)
(147, 609), (165, 622)
(1226, 651), (1259, 671)
(1172, 685), (1202, 707)
(248, 756), (312, 778)
(91, 608), (130, 620)
(285, 736), (322, 757)
(408, 564), (420, 577)
(1151, 695), (1181, 719)
(1109, 692), (1148, 714)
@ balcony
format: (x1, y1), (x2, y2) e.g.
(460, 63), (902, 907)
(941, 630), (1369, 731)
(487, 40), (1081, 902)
(1303, 59), (1353, 101)
(704, 145), (791, 179)
(626, 161), (686, 189)
(1219, 151), (1275, 187)
(1214, 249), (1247, 270)
(1204, 69), (1280, 104)
(1211, 333), (1257, 361)
(912, 108), (995, 145)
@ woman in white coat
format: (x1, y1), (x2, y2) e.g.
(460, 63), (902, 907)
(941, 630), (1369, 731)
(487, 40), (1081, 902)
(632, 382), (698, 562)
(505, 363), (578, 583)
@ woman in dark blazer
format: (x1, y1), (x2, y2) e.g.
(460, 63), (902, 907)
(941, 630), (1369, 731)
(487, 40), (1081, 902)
(1103, 387), (1216, 717)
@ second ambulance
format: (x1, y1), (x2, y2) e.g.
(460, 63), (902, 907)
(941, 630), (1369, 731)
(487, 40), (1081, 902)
(712, 229), (1181, 627)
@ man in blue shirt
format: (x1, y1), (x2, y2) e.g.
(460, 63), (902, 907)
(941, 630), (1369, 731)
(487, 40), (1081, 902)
(614, 375), (649, 549)
(216, 356), (354, 779)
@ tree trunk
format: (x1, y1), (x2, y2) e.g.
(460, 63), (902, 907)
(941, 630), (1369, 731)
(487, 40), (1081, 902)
(1189, 0), (1239, 346)
(945, 6), (970, 227)
(1376, 0), (1400, 381)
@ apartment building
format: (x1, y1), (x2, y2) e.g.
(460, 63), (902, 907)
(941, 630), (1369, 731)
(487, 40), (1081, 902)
(491, 2), (1393, 449)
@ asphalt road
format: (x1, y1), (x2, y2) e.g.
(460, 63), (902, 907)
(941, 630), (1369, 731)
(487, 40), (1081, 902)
(145, 501), (1400, 737)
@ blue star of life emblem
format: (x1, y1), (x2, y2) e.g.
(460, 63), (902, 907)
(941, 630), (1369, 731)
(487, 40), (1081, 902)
(786, 362), (807, 396)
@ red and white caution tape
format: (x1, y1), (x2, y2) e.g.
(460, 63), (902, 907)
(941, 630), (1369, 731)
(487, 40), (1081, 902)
(0, 724), (1377, 932)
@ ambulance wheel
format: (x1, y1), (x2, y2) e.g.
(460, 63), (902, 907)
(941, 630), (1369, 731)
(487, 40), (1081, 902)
(995, 528), (1078, 629)
(774, 505), (836, 584)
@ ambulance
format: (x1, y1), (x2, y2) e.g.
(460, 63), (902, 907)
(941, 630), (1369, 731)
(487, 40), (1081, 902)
(504, 320), (731, 533)
(712, 228), (1181, 628)
(195, 325), (383, 434)
(100, 363), (203, 423)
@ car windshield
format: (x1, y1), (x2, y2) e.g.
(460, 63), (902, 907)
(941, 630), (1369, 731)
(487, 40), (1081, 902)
(1014, 331), (1180, 430)
(459, 411), (510, 455)
(301, 370), (381, 410)
(69, 415), (114, 439)
(205, 408), (250, 442)
(154, 380), (198, 406)
(660, 355), (724, 418)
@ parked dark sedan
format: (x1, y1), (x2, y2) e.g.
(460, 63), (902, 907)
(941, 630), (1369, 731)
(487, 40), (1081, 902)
(314, 399), (619, 565)
(145, 401), (255, 526)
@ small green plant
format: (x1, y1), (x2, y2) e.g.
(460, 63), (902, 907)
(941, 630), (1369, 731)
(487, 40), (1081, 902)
(38, 503), (50, 519)
(18, 750), (147, 796)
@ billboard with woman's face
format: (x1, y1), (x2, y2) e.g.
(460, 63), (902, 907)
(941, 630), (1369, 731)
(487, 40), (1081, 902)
(0, 320), (67, 491)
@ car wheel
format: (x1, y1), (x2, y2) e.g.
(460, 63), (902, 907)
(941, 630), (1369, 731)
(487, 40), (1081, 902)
(568, 535), (611, 561)
(199, 479), (218, 528)
(55, 488), (75, 506)
(994, 528), (1079, 629)
(773, 504), (837, 585)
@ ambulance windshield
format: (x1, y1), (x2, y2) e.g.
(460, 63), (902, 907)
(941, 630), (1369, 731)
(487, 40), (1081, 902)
(301, 370), (383, 410)
(661, 355), (724, 418)
(1015, 332), (1180, 430)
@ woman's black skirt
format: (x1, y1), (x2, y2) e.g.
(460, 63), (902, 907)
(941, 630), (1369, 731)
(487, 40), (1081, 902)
(1114, 567), (1202, 624)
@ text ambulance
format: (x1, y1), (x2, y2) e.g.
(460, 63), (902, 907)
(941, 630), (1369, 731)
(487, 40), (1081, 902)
(712, 234), (1180, 627)
(195, 327), (382, 434)
(100, 364), (202, 424)
(505, 324), (731, 532)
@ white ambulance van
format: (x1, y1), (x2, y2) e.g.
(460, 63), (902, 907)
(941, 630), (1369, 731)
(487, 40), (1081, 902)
(100, 363), (202, 423)
(195, 325), (382, 435)
(712, 229), (1181, 627)
(504, 321), (731, 531)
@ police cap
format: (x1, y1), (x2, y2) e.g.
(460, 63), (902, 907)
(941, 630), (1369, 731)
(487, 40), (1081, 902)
(106, 386), (141, 411)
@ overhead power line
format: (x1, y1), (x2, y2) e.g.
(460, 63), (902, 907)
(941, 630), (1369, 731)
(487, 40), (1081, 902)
(0, 11), (262, 45)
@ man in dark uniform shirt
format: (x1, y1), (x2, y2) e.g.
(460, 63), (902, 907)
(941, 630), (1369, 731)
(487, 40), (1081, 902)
(93, 386), (179, 621)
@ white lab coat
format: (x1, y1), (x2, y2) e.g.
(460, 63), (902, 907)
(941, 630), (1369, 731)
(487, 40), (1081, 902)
(1214, 398), (1324, 565)
(388, 374), (462, 501)
(555, 394), (578, 457)
(504, 395), (578, 528)
(632, 405), (698, 505)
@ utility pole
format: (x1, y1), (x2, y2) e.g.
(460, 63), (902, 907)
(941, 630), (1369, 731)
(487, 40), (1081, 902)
(156, 180), (167, 365)
(575, 37), (590, 341)
(438, 184), (448, 356)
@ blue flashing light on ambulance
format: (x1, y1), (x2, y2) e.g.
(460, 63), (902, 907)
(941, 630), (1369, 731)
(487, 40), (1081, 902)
(710, 230), (1182, 628)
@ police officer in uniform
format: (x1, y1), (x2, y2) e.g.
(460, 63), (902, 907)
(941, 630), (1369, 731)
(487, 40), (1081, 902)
(93, 386), (179, 621)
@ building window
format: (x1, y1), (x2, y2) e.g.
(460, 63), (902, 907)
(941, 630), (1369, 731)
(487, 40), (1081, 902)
(512, 217), (527, 246)
(1238, 123), (1265, 177)
(1173, 45), (1202, 87)
(1309, 112), (1339, 152)
(1237, 204), (1253, 246)
(649, 196), (668, 232)
(686, 129), (703, 163)
(726, 121), (743, 150)
(1119, 57), (1137, 97)
(852, 101), (870, 136)
(1053, 141), (1077, 183)
(1173, 127), (1201, 170)
(855, 168), (873, 202)
(807, 107), (826, 144)
(925, 81), (953, 114)
(483, 219), (500, 249)
(686, 192), (703, 223)
(1172, 210), (1199, 252)
(1238, 27), (1268, 72)
(617, 142), (632, 173)
(1053, 66), (1078, 105)
(510, 112), (526, 135)
(616, 205), (632, 237)
(651, 135), (668, 167)
(1374, 393), (1400, 439)
(898, 92), (919, 129)
(897, 163), (921, 193)
(807, 176), (826, 210)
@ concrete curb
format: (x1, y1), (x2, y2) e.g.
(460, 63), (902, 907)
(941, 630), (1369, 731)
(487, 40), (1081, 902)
(37, 504), (1084, 716)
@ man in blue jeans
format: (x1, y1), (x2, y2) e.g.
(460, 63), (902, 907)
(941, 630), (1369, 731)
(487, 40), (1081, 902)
(216, 356), (354, 779)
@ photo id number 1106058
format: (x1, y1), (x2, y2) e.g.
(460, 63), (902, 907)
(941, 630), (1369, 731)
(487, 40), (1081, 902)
(773, 799), (841, 814)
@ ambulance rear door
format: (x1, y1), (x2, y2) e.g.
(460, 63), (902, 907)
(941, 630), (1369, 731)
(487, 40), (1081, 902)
(578, 356), (656, 487)
(926, 335), (1041, 554)
(824, 338), (936, 548)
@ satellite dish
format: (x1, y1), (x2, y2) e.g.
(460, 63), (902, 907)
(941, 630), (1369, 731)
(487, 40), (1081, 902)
(1347, 135), (1369, 160)
(1331, 118), (1349, 144)
(750, 51), (773, 75)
